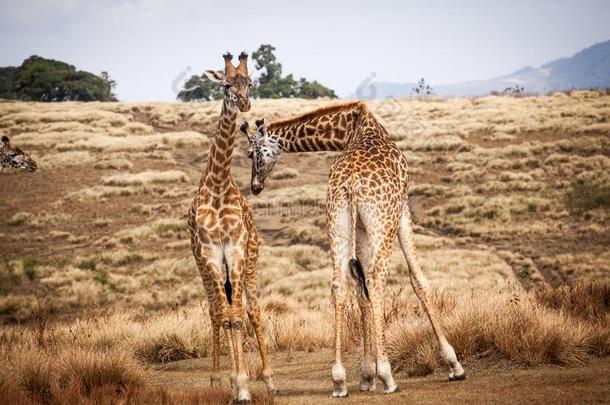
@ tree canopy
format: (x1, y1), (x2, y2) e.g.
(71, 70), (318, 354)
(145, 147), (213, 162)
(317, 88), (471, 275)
(177, 44), (336, 101)
(0, 56), (117, 102)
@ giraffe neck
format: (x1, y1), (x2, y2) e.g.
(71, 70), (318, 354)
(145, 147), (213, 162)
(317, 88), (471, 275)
(201, 99), (238, 193)
(267, 101), (371, 152)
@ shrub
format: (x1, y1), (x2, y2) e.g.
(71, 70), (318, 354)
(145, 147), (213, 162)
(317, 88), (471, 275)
(564, 180), (610, 212)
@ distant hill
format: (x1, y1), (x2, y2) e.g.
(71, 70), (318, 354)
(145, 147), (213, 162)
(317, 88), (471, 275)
(0, 55), (117, 102)
(351, 40), (610, 98)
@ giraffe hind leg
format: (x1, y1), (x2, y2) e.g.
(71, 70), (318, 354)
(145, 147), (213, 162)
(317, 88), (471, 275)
(357, 207), (397, 394)
(355, 223), (375, 392)
(328, 203), (352, 398)
(398, 204), (465, 381)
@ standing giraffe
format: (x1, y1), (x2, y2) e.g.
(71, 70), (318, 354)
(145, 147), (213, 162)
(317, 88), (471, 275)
(187, 52), (274, 402)
(240, 101), (465, 397)
(1, 135), (38, 172)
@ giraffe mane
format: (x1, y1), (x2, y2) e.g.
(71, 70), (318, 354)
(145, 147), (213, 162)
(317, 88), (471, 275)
(268, 101), (368, 130)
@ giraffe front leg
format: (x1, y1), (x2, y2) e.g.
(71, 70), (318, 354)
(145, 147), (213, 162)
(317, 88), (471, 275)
(208, 304), (222, 387)
(365, 251), (397, 394)
(245, 228), (275, 395)
(357, 296), (376, 392)
(368, 276), (397, 394)
(331, 276), (348, 398)
(210, 321), (221, 387)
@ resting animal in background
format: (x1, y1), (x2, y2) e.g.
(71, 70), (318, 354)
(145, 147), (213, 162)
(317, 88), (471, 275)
(1, 135), (38, 172)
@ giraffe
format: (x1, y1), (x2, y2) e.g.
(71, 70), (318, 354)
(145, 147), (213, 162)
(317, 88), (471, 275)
(187, 52), (274, 402)
(1, 135), (38, 172)
(240, 101), (466, 397)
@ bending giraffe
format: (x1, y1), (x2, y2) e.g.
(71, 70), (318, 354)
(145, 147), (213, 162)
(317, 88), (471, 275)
(240, 101), (465, 397)
(187, 52), (274, 402)
(1, 135), (37, 172)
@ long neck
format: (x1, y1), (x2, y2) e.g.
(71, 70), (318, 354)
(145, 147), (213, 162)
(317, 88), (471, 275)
(267, 101), (371, 152)
(201, 99), (238, 193)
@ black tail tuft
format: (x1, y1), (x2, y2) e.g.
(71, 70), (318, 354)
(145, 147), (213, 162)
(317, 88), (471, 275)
(223, 259), (233, 305)
(349, 258), (369, 300)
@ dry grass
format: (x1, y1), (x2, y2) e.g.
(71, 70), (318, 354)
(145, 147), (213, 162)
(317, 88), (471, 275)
(0, 280), (606, 403)
(0, 346), (147, 403)
(270, 167), (299, 180)
(1, 93), (609, 401)
(387, 279), (610, 376)
(101, 170), (190, 186)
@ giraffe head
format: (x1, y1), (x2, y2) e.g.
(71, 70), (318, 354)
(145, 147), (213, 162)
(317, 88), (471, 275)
(1, 135), (38, 172)
(203, 52), (252, 112)
(239, 119), (283, 195)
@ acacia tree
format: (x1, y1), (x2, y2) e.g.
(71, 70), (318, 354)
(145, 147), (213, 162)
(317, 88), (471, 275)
(412, 78), (434, 97)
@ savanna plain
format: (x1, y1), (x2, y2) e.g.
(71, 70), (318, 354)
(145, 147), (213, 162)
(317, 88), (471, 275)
(1, 91), (609, 404)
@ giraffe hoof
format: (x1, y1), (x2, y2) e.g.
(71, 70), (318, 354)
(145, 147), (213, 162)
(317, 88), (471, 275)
(331, 390), (348, 398)
(383, 384), (399, 394)
(449, 371), (467, 381)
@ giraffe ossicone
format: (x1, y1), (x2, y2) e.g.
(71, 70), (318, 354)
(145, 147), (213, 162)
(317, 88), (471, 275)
(241, 101), (466, 397)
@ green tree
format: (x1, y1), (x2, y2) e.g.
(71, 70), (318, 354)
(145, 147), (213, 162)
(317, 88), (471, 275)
(0, 55), (117, 101)
(100, 71), (117, 100)
(250, 44), (336, 99)
(0, 67), (19, 99)
(297, 78), (337, 99)
(177, 74), (223, 102)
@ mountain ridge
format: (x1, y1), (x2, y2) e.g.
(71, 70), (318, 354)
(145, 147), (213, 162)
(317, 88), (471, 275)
(350, 40), (610, 98)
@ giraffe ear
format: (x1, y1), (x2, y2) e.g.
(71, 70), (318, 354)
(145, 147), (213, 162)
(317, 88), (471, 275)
(203, 70), (227, 85)
(255, 118), (265, 128)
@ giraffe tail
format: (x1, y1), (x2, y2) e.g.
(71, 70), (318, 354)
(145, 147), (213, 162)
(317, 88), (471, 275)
(347, 174), (369, 300)
(349, 258), (369, 300)
(223, 258), (233, 305)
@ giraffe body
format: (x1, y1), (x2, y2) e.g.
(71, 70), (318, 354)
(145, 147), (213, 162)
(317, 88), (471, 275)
(187, 53), (274, 402)
(241, 101), (465, 397)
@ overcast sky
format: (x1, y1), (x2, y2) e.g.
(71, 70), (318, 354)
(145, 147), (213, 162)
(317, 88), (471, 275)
(1, 0), (609, 101)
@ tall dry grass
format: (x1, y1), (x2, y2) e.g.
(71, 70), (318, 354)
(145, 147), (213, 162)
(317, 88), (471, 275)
(386, 279), (610, 376)
(0, 279), (608, 403)
(0, 346), (147, 404)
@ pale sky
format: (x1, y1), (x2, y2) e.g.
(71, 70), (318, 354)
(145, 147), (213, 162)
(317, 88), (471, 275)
(1, 0), (609, 101)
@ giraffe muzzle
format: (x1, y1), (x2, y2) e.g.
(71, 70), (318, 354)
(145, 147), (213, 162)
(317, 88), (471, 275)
(251, 181), (264, 195)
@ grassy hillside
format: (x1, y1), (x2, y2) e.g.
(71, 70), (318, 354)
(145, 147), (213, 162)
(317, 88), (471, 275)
(0, 92), (609, 403)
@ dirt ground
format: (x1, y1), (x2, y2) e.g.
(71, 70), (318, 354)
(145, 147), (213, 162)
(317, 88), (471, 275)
(152, 349), (610, 404)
